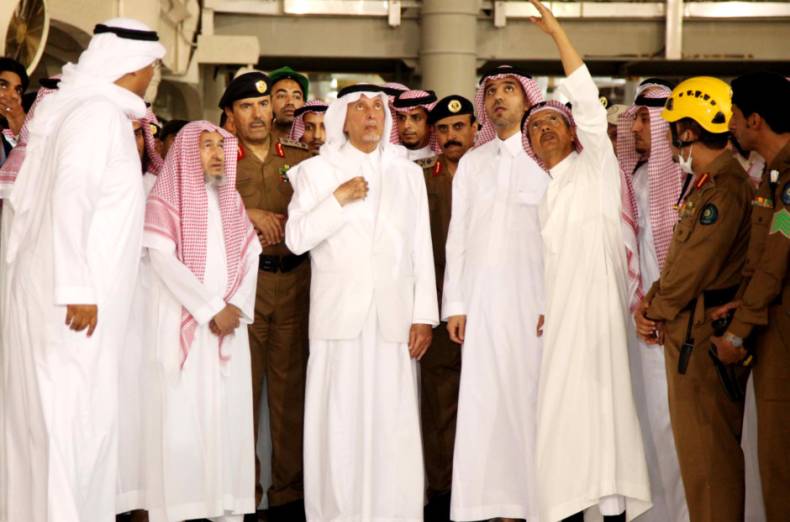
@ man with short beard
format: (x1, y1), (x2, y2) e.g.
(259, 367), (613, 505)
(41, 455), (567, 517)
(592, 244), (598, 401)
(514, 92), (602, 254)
(393, 89), (438, 161)
(220, 71), (312, 521)
(418, 94), (476, 522)
(443, 58), (547, 522)
(269, 66), (308, 142)
(285, 83), (437, 522)
(143, 121), (260, 522)
(289, 100), (328, 155)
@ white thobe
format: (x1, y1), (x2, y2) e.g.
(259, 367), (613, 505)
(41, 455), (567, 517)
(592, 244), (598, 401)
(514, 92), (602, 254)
(443, 132), (549, 521)
(286, 142), (438, 522)
(406, 144), (434, 162)
(143, 184), (259, 522)
(625, 163), (689, 522)
(116, 172), (159, 514)
(536, 65), (651, 522)
(2, 96), (145, 522)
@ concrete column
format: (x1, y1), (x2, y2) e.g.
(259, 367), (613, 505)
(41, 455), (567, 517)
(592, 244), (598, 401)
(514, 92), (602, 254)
(419, 0), (478, 100)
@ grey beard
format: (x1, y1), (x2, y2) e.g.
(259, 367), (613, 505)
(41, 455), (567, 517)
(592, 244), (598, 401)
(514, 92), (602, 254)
(204, 174), (226, 187)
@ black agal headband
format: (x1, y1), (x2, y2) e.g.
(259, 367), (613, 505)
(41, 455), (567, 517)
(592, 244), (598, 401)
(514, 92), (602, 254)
(94, 24), (160, 42)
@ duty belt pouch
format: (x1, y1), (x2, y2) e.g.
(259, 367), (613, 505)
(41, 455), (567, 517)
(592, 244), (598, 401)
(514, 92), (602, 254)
(678, 298), (697, 375)
(708, 310), (749, 402)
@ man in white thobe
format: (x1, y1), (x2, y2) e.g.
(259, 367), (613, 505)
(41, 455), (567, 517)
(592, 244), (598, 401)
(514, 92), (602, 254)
(285, 84), (438, 522)
(616, 80), (690, 522)
(116, 109), (166, 520)
(523, 3), (651, 521)
(442, 46), (548, 522)
(142, 121), (260, 522)
(1, 19), (164, 522)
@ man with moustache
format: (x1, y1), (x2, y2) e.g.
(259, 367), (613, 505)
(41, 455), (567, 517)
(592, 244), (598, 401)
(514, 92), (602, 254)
(289, 100), (328, 155)
(393, 89), (439, 161)
(269, 66), (308, 142)
(419, 94), (476, 522)
(285, 83), (437, 522)
(220, 71), (312, 521)
(443, 60), (547, 520)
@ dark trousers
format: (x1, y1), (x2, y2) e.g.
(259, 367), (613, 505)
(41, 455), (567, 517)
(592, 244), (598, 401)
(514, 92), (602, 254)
(248, 262), (310, 508)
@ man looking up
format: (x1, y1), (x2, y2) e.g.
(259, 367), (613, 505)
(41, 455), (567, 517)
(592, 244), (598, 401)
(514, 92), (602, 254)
(443, 58), (547, 522)
(521, 2), (652, 520)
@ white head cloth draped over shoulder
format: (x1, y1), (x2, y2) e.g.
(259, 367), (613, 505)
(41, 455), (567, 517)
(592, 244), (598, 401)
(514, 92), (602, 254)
(0, 82), (58, 197)
(5, 18), (166, 262)
(320, 84), (397, 165)
(474, 65), (545, 149)
(144, 121), (257, 369)
(522, 100), (644, 311)
(617, 80), (683, 271)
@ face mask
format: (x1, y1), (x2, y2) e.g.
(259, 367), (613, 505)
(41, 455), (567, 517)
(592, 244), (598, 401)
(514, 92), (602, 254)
(678, 143), (694, 174)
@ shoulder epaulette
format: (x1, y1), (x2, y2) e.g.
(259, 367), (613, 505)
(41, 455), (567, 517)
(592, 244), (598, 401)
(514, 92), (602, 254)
(415, 156), (438, 169)
(278, 137), (309, 151)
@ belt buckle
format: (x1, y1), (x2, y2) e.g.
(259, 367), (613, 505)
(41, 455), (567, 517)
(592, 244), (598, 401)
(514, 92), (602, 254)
(260, 256), (279, 272)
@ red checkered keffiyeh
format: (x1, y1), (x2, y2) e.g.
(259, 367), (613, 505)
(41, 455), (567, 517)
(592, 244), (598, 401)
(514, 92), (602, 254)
(0, 86), (58, 197)
(474, 69), (544, 151)
(381, 82), (409, 144)
(144, 120), (257, 368)
(289, 99), (329, 141)
(139, 107), (164, 175)
(392, 89), (440, 153)
(616, 83), (683, 271)
(522, 101), (643, 311)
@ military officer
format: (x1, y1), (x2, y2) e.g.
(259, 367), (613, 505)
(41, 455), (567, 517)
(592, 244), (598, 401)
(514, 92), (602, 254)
(634, 76), (754, 522)
(418, 95), (476, 522)
(269, 66), (309, 142)
(220, 71), (312, 522)
(714, 72), (790, 521)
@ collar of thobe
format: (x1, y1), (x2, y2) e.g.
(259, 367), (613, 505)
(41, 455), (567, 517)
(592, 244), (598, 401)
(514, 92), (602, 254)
(342, 141), (381, 168)
(497, 132), (523, 158)
(548, 150), (580, 180)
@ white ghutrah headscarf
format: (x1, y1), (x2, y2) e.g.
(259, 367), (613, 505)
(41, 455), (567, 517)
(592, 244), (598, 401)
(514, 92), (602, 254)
(617, 80), (683, 271)
(522, 101), (643, 311)
(144, 121), (257, 368)
(321, 84), (402, 166)
(474, 65), (544, 150)
(6, 18), (166, 262)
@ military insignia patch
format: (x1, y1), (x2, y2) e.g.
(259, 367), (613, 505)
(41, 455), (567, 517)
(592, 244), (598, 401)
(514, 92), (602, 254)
(782, 182), (790, 206)
(448, 99), (462, 113)
(279, 164), (291, 183)
(255, 80), (267, 94)
(769, 207), (790, 238)
(149, 123), (158, 136)
(700, 203), (718, 225)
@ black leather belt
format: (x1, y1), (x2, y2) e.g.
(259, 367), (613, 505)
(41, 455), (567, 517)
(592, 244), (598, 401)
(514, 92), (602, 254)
(258, 253), (308, 273)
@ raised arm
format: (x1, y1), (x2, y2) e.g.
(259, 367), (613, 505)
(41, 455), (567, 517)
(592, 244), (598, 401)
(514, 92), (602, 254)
(528, 0), (582, 77)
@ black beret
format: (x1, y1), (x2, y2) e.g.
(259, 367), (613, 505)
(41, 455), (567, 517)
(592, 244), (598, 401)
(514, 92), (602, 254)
(428, 95), (475, 125)
(219, 72), (271, 109)
(0, 57), (29, 93)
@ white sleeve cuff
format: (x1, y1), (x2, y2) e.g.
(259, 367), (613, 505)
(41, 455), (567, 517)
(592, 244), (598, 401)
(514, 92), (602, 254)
(54, 286), (97, 306)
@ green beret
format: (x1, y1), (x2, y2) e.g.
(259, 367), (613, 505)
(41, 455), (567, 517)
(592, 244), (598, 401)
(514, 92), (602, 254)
(269, 66), (309, 99)
(219, 72), (271, 109)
